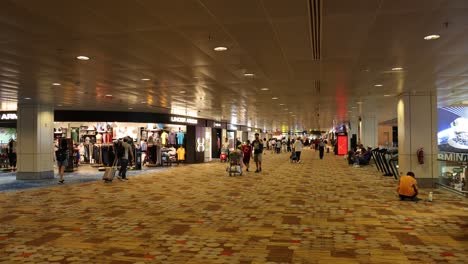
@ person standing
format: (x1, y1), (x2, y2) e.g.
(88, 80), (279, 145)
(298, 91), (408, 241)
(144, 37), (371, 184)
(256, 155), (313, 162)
(252, 133), (263, 173)
(242, 140), (252, 172)
(319, 139), (325, 159)
(117, 138), (134, 181)
(8, 139), (17, 171)
(55, 138), (68, 184)
(293, 137), (303, 163)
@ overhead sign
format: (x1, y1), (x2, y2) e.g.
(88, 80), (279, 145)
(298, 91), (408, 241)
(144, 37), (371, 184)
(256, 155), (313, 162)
(170, 116), (198, 125)
(214, 122), (222, 128)
(0, 113), (17, 120)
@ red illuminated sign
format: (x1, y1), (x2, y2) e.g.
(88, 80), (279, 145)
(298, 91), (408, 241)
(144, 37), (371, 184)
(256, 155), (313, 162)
(337, 135), (348, 155)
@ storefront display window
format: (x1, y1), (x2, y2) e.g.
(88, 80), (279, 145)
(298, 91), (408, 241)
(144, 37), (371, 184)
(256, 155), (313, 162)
(437, 107), (468, 193)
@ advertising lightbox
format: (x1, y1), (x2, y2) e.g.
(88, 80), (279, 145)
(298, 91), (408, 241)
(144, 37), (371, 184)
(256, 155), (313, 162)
(437, 107), (468, 153)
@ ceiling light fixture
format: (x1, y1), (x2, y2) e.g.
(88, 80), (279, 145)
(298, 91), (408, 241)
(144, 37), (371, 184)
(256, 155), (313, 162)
(128, 107), (133, 110)
(384, 94), (392, 97)
(214, 46), (228, 51)
(24, 97), (31, 100)
(279, 103), (285, 106)
(105, 94), (113, 97)
(260, 88), (269, 91)
(374, 84), (383, 87)
(76, 56), (90, 60)
(424, 34), (440, 40)
(392, 67), (403, 71)
(52, 83), (61, 86)
(141, 78), (150, 81)
(57, 104), (63, 107)
(180, 91), (186, 94)
(244, 73), (254, 77)
(356, 101), (363, 104)
(272, 97), (278, 100)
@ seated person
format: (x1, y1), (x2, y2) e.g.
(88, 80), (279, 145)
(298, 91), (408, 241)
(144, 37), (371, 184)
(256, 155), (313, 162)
(358, 147), (372, 165)
(397, 171), (419, 201)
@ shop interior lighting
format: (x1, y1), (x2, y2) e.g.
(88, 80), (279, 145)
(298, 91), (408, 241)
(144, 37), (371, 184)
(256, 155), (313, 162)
(244, 73), (255, 77)
(52, 83), (61, 86)
(260, 88), (269, 91)
(141, 78), (150, 81)
(424, 34), (440, 40)
(24, 97), (31, 100)
(374, 84), (383, 87)
(76, 56), (90, 60)
(214, 46), (228, 51)
(272, 97), (278, 100)
(391, 67), (403, 71)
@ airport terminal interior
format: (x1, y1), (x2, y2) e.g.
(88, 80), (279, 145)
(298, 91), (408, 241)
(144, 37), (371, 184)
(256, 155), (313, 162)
(0, 0), (467, 263)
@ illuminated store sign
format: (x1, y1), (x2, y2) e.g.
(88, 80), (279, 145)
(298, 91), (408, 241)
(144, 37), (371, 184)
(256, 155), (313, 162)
(438, 152), (468, 162)
(0, 113), (17, 120)
(197, 138), (205, 152)
(170, 116), (198, 124)
(214, 123), (222, 127)
(438, 107), (468, 151)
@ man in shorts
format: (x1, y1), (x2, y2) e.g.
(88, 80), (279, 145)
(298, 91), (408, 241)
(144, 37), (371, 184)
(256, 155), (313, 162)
(252, 133), (264, 173)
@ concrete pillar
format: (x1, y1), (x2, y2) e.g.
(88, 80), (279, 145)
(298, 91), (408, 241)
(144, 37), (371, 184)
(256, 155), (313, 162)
(361, 116), (378, 148)
(16, 104), (55, 180)
(397, 93), (438, 187)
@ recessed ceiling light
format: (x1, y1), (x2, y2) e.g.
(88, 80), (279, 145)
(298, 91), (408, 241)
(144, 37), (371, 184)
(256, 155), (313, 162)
(384, 94), (392, 97)
(374, 84), (383, 87)
(289, 112), (293, 114)
(260, 88), (269, 91)
(392, 67), (403, 71)
(128, 107), (133, 110)
(105, 94), (113, 97)
(57, 104), (63, 106)
(141, 78), (150, 81)
(140, 101), (146, 104)
(24, 97), (31, 100)
(284, 108), (288, 111)
(279, 103), (285, 106)
(356, 101), (363, 104)
(214, 46), (228, 51)
(424, 34), (440, 40)
(244, 73), (254, 77)
(52, 83), (61, 86)
(76, 56), (90, 60)
(179, 91), (186, 94)
(272, 97), (278, 100)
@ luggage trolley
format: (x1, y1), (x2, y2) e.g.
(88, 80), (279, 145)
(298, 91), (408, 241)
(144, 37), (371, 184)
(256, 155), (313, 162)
(227, 150), (242, 176)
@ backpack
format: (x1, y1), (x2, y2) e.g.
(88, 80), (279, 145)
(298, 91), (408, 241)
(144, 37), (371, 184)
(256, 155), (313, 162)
(56, 148), (67, 162)
(116, 141), (125, 158)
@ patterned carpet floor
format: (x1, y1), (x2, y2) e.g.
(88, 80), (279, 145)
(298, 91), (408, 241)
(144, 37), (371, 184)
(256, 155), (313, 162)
(0, 149), (467, 263)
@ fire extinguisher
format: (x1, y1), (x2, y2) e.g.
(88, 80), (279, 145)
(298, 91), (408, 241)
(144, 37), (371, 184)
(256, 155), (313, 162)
(417, 147), (424, 164)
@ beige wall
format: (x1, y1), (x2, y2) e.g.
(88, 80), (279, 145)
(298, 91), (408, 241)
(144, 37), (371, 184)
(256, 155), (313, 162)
(378, 125), (393, 147)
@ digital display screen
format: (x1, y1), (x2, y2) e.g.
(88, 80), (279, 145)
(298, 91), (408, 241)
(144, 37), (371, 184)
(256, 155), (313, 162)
(438, 107), (468, 153)
(337, 135), (348, 155)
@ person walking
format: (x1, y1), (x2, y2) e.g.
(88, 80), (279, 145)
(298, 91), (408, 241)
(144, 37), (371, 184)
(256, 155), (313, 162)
(293, 137), (304, 163)
(242, 140), (252, 172)
(117, 138), (134, 181)
(319, 139), (325, 159)
(55, 138), (68, 184)
(251, 133), (264, 173)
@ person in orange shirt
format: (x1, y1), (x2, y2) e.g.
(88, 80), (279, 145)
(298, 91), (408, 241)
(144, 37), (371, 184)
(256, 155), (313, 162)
(396, 171), (419, 201)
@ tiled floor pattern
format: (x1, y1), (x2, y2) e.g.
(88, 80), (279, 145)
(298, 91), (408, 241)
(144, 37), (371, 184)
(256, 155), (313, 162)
(0, 149), (467, 263)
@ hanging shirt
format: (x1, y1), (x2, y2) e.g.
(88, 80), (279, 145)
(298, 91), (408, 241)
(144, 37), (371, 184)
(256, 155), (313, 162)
(177, 132), (185, 145)
(161, 131), (168, 145)
(71, 129), (78, 144)
(169, 132), (176, 145)
(96, 133), (103, 144)
(176, 147), (186, 160)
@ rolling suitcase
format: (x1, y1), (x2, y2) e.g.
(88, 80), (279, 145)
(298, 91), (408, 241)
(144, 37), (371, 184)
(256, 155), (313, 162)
(102, 158), (118, 182)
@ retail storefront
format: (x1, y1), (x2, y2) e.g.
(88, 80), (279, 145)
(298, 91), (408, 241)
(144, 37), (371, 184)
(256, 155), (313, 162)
(54, 111), (210, 172)
(437, 107), (467, 194)
(0, 111), (17, 169)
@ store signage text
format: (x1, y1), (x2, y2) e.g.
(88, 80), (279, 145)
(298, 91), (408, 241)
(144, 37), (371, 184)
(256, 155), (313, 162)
(197, 138), (205, 152)
(171, 116), (198, 124)
(214, 123), (222, 127)
(438, 152), (468, 162)
(1, 113), (17, 120)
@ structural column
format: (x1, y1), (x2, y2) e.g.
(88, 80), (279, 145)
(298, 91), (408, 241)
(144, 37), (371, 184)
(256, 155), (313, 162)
(397, 93), (438, 187)
(16, 104), (55, 180)
(361, 115), (378, 148)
